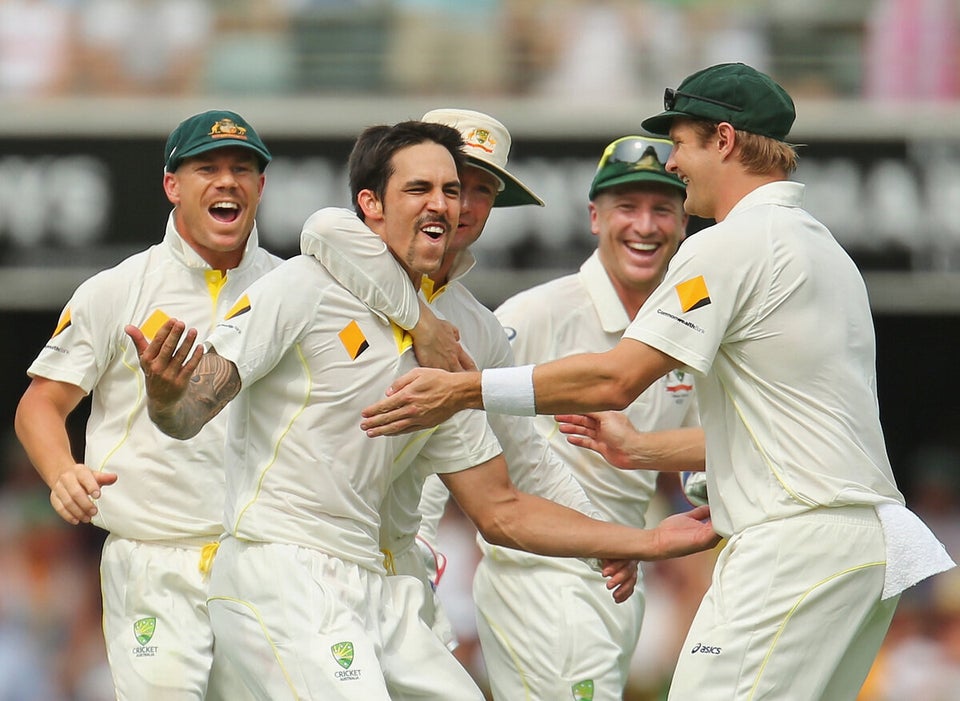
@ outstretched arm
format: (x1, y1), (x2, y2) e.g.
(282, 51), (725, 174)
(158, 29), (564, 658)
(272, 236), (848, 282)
(15, 377), (118, 525)
(441, 454), (719, 563)
(361, 338), (679, 436)
(124, 319), (240, 439)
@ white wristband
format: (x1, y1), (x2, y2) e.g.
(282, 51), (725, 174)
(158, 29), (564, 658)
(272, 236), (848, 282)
(481, 365), (536, 416)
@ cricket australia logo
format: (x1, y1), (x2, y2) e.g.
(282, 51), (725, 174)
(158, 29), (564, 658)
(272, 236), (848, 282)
(332, 641), (354, 669)
(134, 617), (156, 645)
(465, 127), (496, 154)
(572, 679), (595, 700)
(331, 641), (362, 681)
(132, 617), (158, 657)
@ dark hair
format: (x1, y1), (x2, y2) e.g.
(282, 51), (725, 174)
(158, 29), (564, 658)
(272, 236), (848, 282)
(348, 121), (466, 219)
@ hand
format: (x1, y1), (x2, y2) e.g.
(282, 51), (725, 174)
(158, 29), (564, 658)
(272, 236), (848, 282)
(49, 463), (118, 525)
(360, 368), (476, 436)
(410, 302), (476, 372)
(600, 558), (639, 603)
(555, 411), (639, 470)
(125, 319), (203, 408)
(652, 505), (720, 559)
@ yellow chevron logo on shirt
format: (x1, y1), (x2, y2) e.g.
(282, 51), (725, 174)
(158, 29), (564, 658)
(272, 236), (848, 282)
(391, 322), (414, 355)
(339, 320), (370, 360)
(224, 294), (251, 320)
(51, 308), (72, 338)
(675, 275), (711, 312)
(140, 309), (170, 341)
(419, 275), (447, 303)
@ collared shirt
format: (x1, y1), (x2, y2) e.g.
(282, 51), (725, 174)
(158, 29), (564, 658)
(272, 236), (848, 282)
(207, 255), (502, 572)
(624, 181), (904, 537)
(299, 207), (600, 565)
(496, 250), (699, 532)
(27, 213), (281, 540)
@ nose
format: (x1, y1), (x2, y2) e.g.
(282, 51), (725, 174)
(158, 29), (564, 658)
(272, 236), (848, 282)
(427, 189), (449, 213)
(459, 190), (477, 215)
(666, 149), (679, 174)
(214, 167), (238, 187)
(632, 209), (657, 236)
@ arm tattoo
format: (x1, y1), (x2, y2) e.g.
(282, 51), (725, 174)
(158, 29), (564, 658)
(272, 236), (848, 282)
(148, 350), (241, 440)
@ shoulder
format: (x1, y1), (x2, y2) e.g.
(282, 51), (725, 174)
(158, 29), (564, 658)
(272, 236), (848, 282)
(255, 248), (285, 270)
(497, 271), (580, 311)
(70, 247), (156, 302)
(442, 283), (499, 326)
(495, 272), (584, 326)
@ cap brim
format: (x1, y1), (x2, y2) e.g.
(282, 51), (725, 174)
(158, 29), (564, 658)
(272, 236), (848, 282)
(467, 157), (544, 207)
(590, 171), (685, 199)
(640, 109), (689, 137)
(170, 139), (272, 171)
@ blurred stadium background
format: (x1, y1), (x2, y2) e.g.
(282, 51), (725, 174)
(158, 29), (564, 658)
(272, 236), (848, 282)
(1, 1), (959, 699)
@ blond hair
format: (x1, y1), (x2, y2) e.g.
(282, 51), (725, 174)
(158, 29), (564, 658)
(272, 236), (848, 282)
(690, 120), (798, 176)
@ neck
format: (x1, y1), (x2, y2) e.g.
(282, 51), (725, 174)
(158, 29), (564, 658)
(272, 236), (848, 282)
(614, 280), (656, 320)
(714, 174), (785, 222)
(428, 251), (458, 288)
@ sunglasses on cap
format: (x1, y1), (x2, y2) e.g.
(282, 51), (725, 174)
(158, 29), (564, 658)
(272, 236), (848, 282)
(664, 87), (743, 113)
(597, 136), (674, 171)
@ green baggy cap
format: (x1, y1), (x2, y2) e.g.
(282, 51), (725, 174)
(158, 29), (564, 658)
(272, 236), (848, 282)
(642, 63), (795, 141)
(588, 135), (685, 200)
(164, 109), (272, 172)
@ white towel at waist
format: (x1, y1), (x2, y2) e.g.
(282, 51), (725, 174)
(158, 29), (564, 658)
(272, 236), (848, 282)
(877, 502), (956, 600)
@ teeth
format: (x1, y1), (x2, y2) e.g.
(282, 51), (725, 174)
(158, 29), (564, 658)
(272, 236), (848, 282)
(211, 202), (239, 210)
(626, 242), (657, 252)
(423, 225), (444, 235)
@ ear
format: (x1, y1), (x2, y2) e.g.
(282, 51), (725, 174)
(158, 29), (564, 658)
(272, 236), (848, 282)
(588, 201), (601, 237)
(716, 122), (737, 158)
(162, 171), (179, 205)
(357, 189), (383, 221)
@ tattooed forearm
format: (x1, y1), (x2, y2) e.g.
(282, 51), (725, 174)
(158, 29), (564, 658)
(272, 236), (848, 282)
(148, 350), (241, 440)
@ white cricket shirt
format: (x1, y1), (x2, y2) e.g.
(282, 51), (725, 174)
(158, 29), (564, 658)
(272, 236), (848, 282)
(497, 251), (700, 530)
(27, 215), (281, 540)
(623, 181), (904, 537)
(206, 255), (502, 573)
(300, 210), (601, 563)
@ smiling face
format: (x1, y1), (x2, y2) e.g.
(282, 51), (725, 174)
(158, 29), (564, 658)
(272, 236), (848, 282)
(370, 141), (461, 281)
(666, 119), (719, 220)
(590, 182), (687, 315)
(163, 146), (264, 271)
(451, 164), (499, 255)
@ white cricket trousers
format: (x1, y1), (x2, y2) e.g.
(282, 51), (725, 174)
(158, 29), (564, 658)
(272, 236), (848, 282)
(100, 534), (253, 701)
(207, 536), (485, 700)
(668, 505), (898, 700)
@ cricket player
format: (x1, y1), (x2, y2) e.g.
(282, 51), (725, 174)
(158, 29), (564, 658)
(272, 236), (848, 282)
(358, 63), (957, 700)
(129, 120), (719, 700)
(300, 109), (639, 656)
(476, 134), (703, 701)
(14, 109), (275, 700)
(306, 127), (706, 700)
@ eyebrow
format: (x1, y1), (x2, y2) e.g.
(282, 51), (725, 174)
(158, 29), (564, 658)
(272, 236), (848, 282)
(398, 177), (461, 193)
(401, 178), (434, 189)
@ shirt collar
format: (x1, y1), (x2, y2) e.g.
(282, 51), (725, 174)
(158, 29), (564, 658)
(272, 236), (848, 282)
(578, 250), (634, 334)
(163, 211), (260, 271)
(420, 249), (477, 302)
(726, 180), (805, 219)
